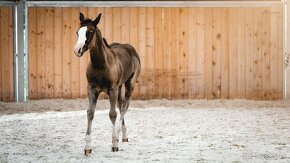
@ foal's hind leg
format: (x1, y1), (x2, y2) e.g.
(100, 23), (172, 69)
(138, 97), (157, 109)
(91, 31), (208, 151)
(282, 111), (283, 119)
(115, 77), (135, 143)
(84, 87), (99, 156)
(117, 85), (128, 142)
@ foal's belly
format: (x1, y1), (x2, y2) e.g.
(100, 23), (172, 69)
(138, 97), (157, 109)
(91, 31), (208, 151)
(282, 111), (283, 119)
(88, 76), (113, 94)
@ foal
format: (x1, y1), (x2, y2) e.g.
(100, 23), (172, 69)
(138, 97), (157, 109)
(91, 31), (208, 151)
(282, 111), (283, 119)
(74, 13), (141, 155)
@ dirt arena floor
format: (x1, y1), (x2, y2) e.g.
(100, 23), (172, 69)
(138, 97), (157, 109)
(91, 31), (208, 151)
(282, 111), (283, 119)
(0, 99), (290, 162)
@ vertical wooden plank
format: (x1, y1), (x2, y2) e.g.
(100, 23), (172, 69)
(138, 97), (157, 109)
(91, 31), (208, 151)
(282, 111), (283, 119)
(245, 8), (254, 99)
(220, 8), (229, 99)
(154, 8), (163, 99)
(237, 8), (246, 98)
(261, 7), (271, 99)
(104, 8), (113, 44)
(28, 8), (37, 99)
(36, 8), (46, 99)
(138, 7), (147, 99)
(188, 8), (196, 99)
(228, 8), (238, 99)
(212, 8), (221, 99)
(62, 8), (72, 98)
(204, 8), (213, 99)
(146, 8), (155, 99)
(113, 8), (122, 43)
(196, 8), (205, 99)
(253, 8), (262, 99)
(121, 8), (130, 43)
(163, 8), (172, 99)
(277, 6), (283, 99)
(45, 8), (54, 98)
(171, 8), (180, 99)
(8, 7), (13, 101)
(53, 8), (63, 98)
(269, 7), (278, 100)
(0, 8), (2, 101)
(1, 7), (8, 101)
(70, 7), (80, 98)
(129, 8), (140, 99)
(179, 8), (189, 98)
(0, 7), (13, 101)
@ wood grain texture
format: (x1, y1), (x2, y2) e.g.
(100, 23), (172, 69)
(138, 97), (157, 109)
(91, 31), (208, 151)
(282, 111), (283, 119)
(28, 8), (38, 99)
(237, 8), (246, 98)
(0, 7), (14, 101)
(253, 8), (262, 99)
(196, 8), (205, 99)
(137, 7), (147, 99)
(62, 8), (72, 98)
(228, 8), (238, 99)
(245, 8), (254, 99)
(204, 8), (213, 99)
(146, 8), (155, 99)
(45, 8), (54, 98)
(163, 8), (172, 99)
(212, 8), (221, 99)
(25, 7), (284, 101)
(220, 8), (229, 99)
(53, 8), (63, 98)
(171, 8), (180, 99)
(154, 8), (163, 99)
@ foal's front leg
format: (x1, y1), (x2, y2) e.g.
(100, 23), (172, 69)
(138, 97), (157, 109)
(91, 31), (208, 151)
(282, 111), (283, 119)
(84, 88), (99, 156)
(109, 88), (119, 152)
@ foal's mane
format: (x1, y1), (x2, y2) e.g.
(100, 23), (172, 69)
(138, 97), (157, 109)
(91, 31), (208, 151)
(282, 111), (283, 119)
(102, 38), (110, 48)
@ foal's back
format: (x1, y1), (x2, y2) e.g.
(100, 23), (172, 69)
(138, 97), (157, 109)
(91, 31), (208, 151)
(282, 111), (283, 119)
(110, 43), (141, 83)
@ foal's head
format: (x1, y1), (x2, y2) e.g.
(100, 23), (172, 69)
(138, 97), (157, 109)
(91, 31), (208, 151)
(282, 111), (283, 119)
(74, 12), (102, 57)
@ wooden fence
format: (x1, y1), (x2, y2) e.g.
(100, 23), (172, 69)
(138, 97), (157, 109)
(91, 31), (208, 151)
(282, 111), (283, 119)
(0, 7), (14, 102)
(28, 6), (283, 100)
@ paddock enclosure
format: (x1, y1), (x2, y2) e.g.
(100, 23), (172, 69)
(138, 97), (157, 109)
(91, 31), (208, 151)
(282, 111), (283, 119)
(0, 1), (288, 101)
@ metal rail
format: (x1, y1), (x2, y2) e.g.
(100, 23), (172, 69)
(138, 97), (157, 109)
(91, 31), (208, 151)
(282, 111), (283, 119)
(27, 1), (285, 7)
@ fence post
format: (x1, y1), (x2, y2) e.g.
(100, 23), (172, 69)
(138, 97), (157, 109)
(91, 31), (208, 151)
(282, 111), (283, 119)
(14, 0), (28, 102)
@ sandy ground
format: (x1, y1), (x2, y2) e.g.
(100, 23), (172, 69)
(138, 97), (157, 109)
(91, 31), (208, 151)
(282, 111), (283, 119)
(0, 99), (290, 162)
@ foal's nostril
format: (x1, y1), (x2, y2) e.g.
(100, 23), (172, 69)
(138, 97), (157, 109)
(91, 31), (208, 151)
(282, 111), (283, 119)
(78, 48), (81, 54)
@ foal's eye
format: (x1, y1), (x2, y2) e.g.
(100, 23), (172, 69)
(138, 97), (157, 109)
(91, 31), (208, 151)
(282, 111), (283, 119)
(88, 32), (93, 36)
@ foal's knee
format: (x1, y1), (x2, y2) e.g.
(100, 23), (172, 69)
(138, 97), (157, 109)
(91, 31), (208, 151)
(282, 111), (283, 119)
(109, 110), (117, 124)
(87, 109), (95, 120)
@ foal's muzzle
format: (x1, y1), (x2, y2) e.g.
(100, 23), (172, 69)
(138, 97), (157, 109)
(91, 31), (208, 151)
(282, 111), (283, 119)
(74, 43), (85, 57)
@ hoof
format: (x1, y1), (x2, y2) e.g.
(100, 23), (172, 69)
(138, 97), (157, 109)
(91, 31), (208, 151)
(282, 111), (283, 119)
(84, 149), (92, 156)
(122, 138), (129, 142)
(112, 147), (119, 152)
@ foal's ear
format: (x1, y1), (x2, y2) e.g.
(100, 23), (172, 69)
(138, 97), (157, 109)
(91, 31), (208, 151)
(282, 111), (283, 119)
(93, 13), (102, 26)
(79, 12), (85, 22)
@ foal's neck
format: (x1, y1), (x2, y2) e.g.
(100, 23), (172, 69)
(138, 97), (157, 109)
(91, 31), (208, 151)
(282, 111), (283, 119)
(89, 31), (108, 69)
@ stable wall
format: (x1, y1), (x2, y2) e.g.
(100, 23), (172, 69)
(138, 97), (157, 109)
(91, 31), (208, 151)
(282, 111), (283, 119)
(27, 6), (283, 100)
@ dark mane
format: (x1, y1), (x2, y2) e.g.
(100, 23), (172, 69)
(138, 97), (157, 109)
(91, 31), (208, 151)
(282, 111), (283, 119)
(103, 38), (110, 48)
(80, 18), (93, 26)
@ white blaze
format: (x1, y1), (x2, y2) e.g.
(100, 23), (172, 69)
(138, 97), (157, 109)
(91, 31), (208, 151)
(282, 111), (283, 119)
(74, 26), (87, 56)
